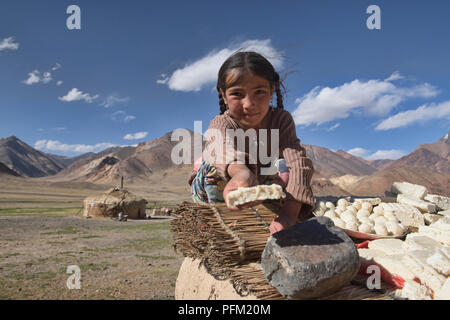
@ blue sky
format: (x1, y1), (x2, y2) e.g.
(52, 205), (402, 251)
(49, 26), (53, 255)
(1, 0), (449, 159)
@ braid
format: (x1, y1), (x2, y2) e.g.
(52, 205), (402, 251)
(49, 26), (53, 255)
(218, 91), (227, 114)
(273, 72), (284, 109)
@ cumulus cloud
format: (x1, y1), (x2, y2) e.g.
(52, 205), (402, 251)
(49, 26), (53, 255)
(157, 39), (284, 92)
(34, 140), (116, 154)
(0, 36), (19, 51)
(292, 72), (440, 126)
(123, 132), (148, 140)
(347, 147), (406, 160)
(23, 63), (61, 85)
(58, 88), (99, 103)
(100, 95), (130, 108)
(111, 110), (135, 122)
(375, 100), (450, 130)
(23, 70), (41, 85)
(347, 147), (370, 158)
(56, 80), (63, 86)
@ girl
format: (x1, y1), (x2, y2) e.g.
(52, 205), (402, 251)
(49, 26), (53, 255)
(188, 51), (315, 235)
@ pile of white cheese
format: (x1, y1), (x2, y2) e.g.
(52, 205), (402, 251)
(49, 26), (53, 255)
(313, 181), (450, 237)
(320, 181), (450, 300)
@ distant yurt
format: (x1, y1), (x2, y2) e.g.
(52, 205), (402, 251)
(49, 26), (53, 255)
(83, 187), (147, 219)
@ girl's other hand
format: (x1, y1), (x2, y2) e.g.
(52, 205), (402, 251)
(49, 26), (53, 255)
(269, 199), (302, 235)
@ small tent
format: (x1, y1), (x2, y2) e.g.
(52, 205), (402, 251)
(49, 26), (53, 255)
(83, 187), (147, 219)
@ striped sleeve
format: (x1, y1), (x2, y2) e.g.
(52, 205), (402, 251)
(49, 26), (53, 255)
(278, 111), (315, 216)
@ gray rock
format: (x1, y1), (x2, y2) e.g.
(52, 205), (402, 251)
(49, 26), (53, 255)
(261, 216), (360, 299)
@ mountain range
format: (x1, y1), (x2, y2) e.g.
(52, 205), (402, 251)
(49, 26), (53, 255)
(0, 131), (448, 197)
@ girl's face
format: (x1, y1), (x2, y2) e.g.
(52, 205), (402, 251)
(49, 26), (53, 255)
(221, 72), (274, 129)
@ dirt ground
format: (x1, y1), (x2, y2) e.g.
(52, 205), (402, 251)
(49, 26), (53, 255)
(0, 214), (185, 300)
(0, 174), (191, 300)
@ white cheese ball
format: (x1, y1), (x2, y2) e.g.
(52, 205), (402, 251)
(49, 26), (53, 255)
(336, 206), (347, 214)
(382, 210), (395, 219)
(346, 206), (358, 215)
(337, 198), (348, 207)
(375, 216), (388, 224)
(331, 217), (346, 229)
(358, 223), (374, 234)
(374, 222), (388, 236)
(361, 202), (373, 212)
(356, 209), (371, 220)
(342, 214), (358, 225)
(341, 210), (356, 220)
(325, 201), (335, 209)
(386, 221), (404, 236)
(324, 210), (337, 219)
(319, 201), (327, 211)
(369, 211), (383, 222)
(387, 216), (400, 223)
(358, 217), (373, 226)
(373, 206), (384, 215)
(345, 221), (359, 231)
(352, 201), (362, 211)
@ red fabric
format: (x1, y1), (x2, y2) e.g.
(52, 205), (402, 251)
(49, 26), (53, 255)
(356, 241), (405, 289)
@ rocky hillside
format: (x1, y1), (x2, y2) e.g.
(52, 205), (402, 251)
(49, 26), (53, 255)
(0, 136), (66, 177)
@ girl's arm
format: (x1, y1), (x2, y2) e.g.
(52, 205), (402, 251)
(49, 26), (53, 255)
(270, 111), (315, 234)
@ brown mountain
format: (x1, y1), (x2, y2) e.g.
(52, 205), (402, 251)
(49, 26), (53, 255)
(378, 132), (450, 173)
(303, 145), (377, 177)
(0, 161), (21, 176)
(0, 136), (66, 177)
(52, 130), (202, 184)
(334, 167), (450, 197)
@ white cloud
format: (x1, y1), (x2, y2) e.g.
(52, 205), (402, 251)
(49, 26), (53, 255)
(23, 70), (41, 85)
(51, 63), (62, 71)
(0, 36), (19, 51)
(123, 132), (148, 140)
(23, 63), (62, 85)
(158, 39), (284, 92)
(366, 149), (407, 160)
(347, 147), (406, 160)
(384, 71), (404, 82)
(100, 95), (130, 108)
(56, 80), (63, 86)
(111, 110), (135, 122)
(58, 88), (99, 103)
(292, 72), (440, 126)
(347, 147), (370, 158)
(327, 123), (340, 132)
(376, 100), (450, 130)
(34, 140), (116, 154)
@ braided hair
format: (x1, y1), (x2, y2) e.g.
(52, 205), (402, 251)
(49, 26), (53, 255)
(217, 51), (285, 115)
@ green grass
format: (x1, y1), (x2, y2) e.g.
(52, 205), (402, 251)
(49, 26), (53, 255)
(0, 207), (82, 217)
(135, 254), (176, 261)
(41, 227), (82, 236)
(0, 253), (21, 259)
(100, 221), (170, 233)
(79, 262), (118, 272)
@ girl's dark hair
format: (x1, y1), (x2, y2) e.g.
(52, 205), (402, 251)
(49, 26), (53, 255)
(216, 51), (286, 115)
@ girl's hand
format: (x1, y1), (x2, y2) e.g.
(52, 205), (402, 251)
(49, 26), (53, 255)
(269, 199), (302, 235)
(223, 166), (263, 210)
